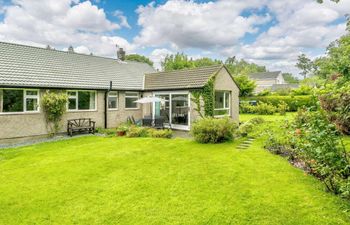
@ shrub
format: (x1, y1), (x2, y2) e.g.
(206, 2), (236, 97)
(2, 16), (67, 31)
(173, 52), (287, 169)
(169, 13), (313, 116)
(257, 89), (271, 96)
(96, 128), (117, 136)
(264, 109), (350, 199)
(264, 131), (296, 158)
(318, 81), (350, 135)
(241, 95), (316, 111)
(277, 101), (289, 116)
(41, 91), (68, 135)
(239, 101), (256, 114)
(116, 123), (130, 132)
(191, 117), (238, 143)
(239, 122), (253, 137)
(125, 126), (172, 139)
(292, 110), (350, 198)
(291, 85), (313, 95)
(273, 88), (291, 96)
(254, 102), (277, 115)
(148, 129), (173, 138)
(126, 126), (149, 137)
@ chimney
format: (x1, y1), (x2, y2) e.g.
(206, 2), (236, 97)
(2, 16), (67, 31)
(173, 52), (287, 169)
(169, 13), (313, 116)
(68, 45), (74, 53)
(116, 45), (126, 61)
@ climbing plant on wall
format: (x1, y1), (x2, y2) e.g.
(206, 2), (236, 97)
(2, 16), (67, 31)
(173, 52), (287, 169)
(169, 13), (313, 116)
(41, 91), (68, 136)
(191, 76), (215, 117)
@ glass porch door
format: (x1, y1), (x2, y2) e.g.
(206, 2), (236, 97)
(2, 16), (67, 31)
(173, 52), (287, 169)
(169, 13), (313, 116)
(155, 94), (170, 126)
(171, 94), (189, 129)
(153, 93), (190, 130)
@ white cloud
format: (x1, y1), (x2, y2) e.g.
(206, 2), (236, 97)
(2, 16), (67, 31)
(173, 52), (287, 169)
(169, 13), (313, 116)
(0, 0), (134, 57)
(134, 0), (270, 49)
(0, 0), (349, 75)
(135, 0), (349, 75)
(113, 10), (131, 29)
(236, 0), (349, 74)
(149, 48), (173, 70)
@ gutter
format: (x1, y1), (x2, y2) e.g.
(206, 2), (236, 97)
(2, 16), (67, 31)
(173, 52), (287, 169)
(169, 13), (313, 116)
(105, 81), (112, 129)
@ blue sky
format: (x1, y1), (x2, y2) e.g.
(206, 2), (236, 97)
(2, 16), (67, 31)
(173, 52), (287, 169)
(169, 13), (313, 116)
(0, 0), (348, 74)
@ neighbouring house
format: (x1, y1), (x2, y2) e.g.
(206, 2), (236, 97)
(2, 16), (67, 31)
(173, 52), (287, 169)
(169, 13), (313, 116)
(0, 42), (239, 142)
(249, 71), (291, 93)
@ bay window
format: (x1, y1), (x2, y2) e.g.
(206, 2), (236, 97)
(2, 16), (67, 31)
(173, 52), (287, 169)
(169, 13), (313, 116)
(214, 91), (230, 116)
(108, 91), (118, 109)
(67, 90), (96, 111)
(125, 92), (139, 109)
(0, 89), (39, 113)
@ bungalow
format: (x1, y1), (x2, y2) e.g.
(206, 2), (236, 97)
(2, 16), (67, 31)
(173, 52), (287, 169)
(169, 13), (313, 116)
(0, 42), (239, 142)
(249, 71), (286, 93)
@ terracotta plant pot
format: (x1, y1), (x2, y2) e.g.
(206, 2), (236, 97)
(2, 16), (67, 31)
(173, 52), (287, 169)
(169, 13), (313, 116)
(116, 131), (126, 136)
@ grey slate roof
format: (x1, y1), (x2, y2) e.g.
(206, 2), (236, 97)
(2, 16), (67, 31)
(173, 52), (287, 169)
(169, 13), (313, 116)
(144, 64), (223, 90)
(0, 42), (155, 90)
(249, 71), (281, 80)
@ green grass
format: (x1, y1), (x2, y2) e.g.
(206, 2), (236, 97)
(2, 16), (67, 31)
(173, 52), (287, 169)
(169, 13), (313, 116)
(239, 112), (296, 122)
(0, 136), (349, 225)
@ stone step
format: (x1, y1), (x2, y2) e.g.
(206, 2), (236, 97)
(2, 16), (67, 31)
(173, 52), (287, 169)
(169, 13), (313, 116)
(240, 143), (251, 146)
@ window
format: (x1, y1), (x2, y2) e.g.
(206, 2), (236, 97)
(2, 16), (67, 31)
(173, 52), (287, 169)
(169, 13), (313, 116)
(0, 89), (39, 113)
(68, 91), (96, 111)
(25, 90), (39, 112)
(214, 91), (230, 116)
(108, 91), (118, 109)
(125, 92), (139, 109)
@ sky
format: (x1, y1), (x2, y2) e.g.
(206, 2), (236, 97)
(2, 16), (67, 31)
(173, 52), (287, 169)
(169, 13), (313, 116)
(0, 0), (349, 75)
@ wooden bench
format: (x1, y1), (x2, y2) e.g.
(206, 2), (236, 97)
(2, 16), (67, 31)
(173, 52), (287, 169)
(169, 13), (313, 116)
(67, 118), (96, 137)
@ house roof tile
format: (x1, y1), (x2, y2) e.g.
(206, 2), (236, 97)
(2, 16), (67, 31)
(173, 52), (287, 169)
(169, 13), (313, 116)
(249, 71), (281, 80)
(0, 42), (155, 90)
(144, 64), (223, 90)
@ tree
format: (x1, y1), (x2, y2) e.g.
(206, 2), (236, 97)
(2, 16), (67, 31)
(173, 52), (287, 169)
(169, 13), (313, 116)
(161, 53), (264, 96)
(234, 75), (257, 97)
(162, 53), (195, 71)
(295, 54), (314, 79)
(193, 57), (222, 68)
(325, 34), (350, 80)
(313, 34), (350, 81)
(224, 57), (266, 76)
(125, 54), (154, 67)
(282, 73), (299, 84)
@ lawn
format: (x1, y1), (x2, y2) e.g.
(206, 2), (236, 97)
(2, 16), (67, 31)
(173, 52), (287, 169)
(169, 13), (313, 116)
(239, 112), (296, 122)
(0, 136), (350, 225)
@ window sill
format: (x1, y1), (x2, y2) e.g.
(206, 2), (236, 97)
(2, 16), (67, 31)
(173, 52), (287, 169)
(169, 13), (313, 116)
(125, 108), (140, 111)
(0, 111), (41, 116)
(214, 115), (230, 118)
(67, 110), (98, 113)
(108, 108), (119, 111)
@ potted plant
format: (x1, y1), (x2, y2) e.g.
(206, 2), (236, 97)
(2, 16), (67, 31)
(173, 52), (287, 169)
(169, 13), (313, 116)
(116, 124), (129, 136)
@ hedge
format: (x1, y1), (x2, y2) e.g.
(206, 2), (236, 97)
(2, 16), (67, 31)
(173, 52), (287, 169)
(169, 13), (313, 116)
(241, 95), (316, 111)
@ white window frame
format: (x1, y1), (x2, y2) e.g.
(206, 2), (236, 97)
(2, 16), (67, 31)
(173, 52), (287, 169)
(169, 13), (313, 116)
(0, 88), (40, 114)
(152, 91), (191, 131)
(125, 92), (139, 109)
(214, 91), (231, 117)
(108, 91), (118, 110)
(67, 90), (97, 112)
(24, 89), (40, 112)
